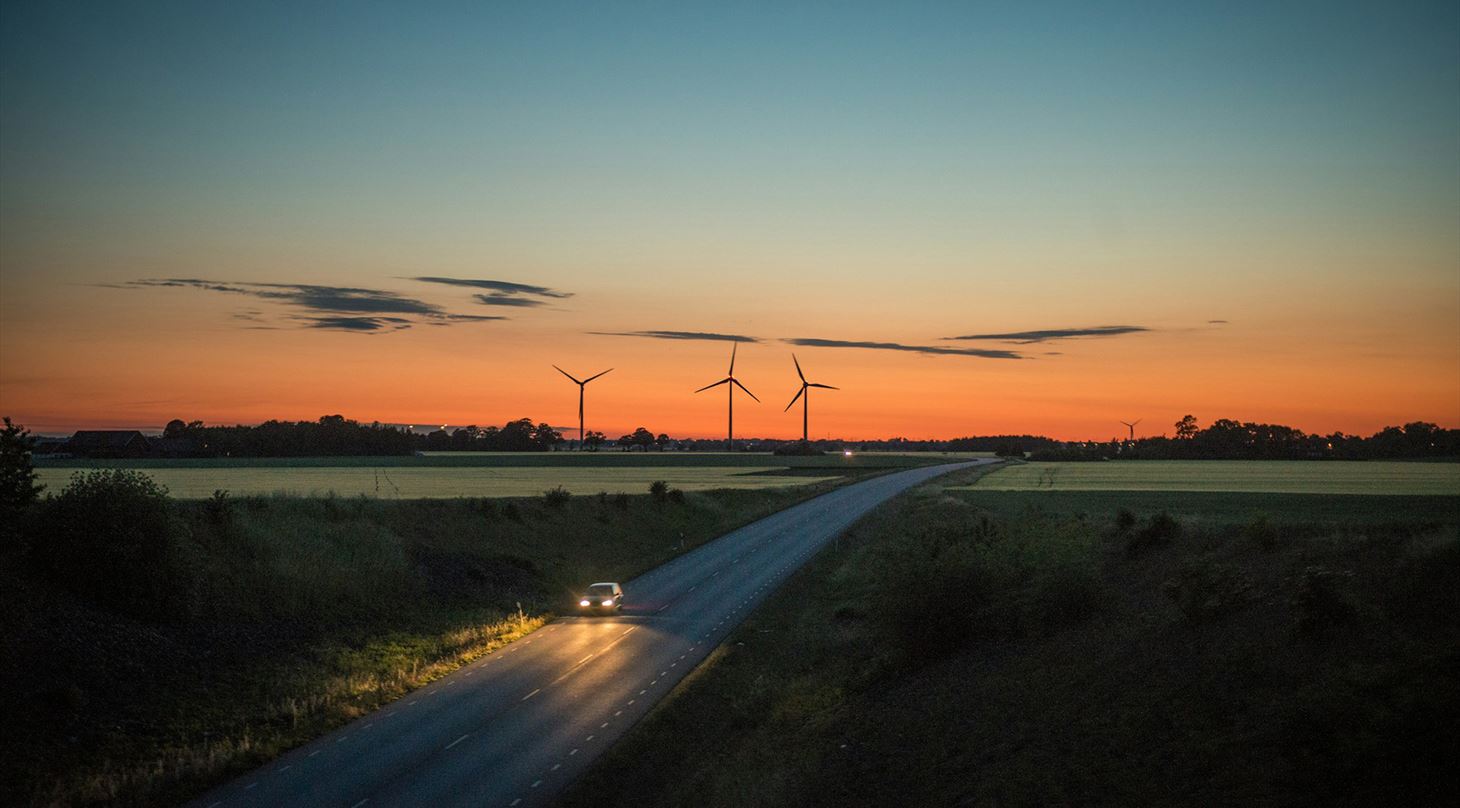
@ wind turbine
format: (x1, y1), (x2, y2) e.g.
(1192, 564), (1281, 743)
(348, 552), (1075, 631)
(784, 354), (838, 443)
(553, 365), (612, 450)
(694, 342), (758, 451)
(1120, 419), (1142, 442)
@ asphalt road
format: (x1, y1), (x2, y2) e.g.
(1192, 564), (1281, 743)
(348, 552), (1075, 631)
(190, 460), (989, 808)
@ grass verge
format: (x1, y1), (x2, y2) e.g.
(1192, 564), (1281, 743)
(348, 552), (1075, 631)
(1, 477), (857, 807)
(559, 471), (1460, 807)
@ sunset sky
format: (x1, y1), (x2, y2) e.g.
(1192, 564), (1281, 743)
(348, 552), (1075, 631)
(2, 2), (1457, 441)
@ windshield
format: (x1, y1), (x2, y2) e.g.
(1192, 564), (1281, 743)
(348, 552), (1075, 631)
(586, 584), (615, 597)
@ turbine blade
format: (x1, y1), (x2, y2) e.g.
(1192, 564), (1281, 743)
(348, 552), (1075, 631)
(785, 386), (805, 412)
(583, 368), (614, 384)
(793, 353), (806, 383)
(808, 383), (838, 390)
(728, 342), (738, 375)
(695, 378), (731, 394)
(1132, 419), (1142, 426)
(732, 378), (760, 402)
(552, 365), (582, 384)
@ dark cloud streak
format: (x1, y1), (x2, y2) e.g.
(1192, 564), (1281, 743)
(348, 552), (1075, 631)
(410, 276), (573, 299)
(590, 330), (759, 343)
(944, 325), (1150, 344)
(786, 338), (1022, 359)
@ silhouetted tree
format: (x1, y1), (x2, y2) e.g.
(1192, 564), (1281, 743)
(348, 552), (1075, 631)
(1175, 414), (1199, 440)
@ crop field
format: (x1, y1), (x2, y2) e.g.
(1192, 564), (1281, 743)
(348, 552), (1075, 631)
(32, 465), (841, 499)
(959, 460), (1460, 496)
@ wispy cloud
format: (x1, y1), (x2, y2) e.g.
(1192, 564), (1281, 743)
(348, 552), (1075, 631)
(474, 293), (548, 308)
(943, 325), (1150, 344)
(117, 278), (506, 333)
(1208, 319), (1230, 324)
(590, 330), (759, 343)
(409, 276), (573, 299)
(300, 316), (413, 332)
(785, 338), (1022, 359)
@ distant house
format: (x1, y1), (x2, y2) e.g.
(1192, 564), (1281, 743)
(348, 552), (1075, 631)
(67, 430), (151, 458)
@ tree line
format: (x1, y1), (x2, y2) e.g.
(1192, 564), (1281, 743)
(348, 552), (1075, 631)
(1030, 417), (1459, 461)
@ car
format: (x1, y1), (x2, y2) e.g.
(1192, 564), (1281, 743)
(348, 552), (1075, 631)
(577, 582), (624, 613)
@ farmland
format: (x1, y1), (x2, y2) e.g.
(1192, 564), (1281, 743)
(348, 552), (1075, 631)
(31, 452), (962, 499)
(961, 459), (1460, 495)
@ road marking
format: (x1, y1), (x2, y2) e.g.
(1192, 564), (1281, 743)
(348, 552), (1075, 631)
(651, 679), (658, 686)
(245, 782), (257, 790)
(511, 800), (522, 806)
(445, 734), (469, 750)
(532, 780), (542, 788)
(207, 802), (221, 808)
(639, 689), (647, 695)
(600, 722), (609, 728)
(657, 604), (669, 612)
(336, 736), (349, 743)
(570, 748), (579, 755)
(408, 700), (419, 706)
(277, 764), (292, 773)
(615, 710), (622, 716)
(578, 653), (594, 664)
(362, 723), (373, 730)
(309, 750), (321, 757)
(522, 688), (541, 701)
(552, 763), (561, 771)
(628, 699), (635, 705)
(586, 735), (595, 741)
(350, 800), (368, 808)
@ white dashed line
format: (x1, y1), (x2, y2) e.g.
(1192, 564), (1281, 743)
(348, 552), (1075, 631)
(615, 710), (622, 716)
(309, 750), (321, 757)
(511, 799), (522, 806)
(586, 735), (595, 741)
(244, 781), (257, 790)
(532, 780), (542, 788)
(350, 800), (368, 808)
(445, 734), (470, 750)
(570, 748), (579, 756)
(277, 764), (292, 773)
(522, 688), (541, 701)
(600, 721), (609, 728)
(552, 763), (561, 771)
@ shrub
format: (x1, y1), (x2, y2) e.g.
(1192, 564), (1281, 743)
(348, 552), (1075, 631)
(649, 480), (670, 503)
(613, 492), (630, 511)
(544, 486), (572, 507)
(1244, 516), (1279, 552)
(1292, 565), (1357, 635)
(1113, 507), (1137, 533)
(667, 488), (686, 504)
(1127, 511), (1182, 556)
(503, 501), (523, 522)
(476, 498), (499, 519)
(1, 417), (43, 549)
(205, 489), (233, 526)
(1161, 559), (1253, 623)
(35, 469), (195, 621)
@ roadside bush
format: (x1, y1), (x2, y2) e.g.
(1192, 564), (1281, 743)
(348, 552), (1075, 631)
(205, 489), (233, 527)
(667, 488), (686, 504)
(503, 501), (523, 522)
(613, 492), (630, 511)
(1243, 516), (1279, 552)
(1, 417), (43, 551)
(544, 486), (572, 507)
(1113, 507), (1137, 533)
(1292, 565), (1357, 635)
(878, 535), (985, 661)
(649, 480), (670, 503)
(35, 469), (195, 622)
(1126, 511), (1182, 556)
(1161, 559), (1253, 623)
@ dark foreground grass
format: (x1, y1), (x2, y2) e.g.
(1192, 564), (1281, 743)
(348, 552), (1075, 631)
(0, 481), (845, 807)
(560, 472), (1460, 807)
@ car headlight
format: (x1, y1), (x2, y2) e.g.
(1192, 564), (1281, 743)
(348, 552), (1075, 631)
(601, 599), (614, 607)
(579, 599), (591, 607)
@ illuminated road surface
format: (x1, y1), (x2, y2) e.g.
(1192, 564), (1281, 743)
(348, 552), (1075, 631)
(190, 460), (988, 808)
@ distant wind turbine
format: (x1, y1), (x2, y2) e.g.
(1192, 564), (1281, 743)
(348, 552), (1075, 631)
(1120, 419), (1142, 442)
(553, 365), (612, 450)
(695, 343), (758, 451)
(784, 354), (838, 443)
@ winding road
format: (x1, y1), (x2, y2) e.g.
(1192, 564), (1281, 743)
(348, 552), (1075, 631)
(190, 460), (988, 808)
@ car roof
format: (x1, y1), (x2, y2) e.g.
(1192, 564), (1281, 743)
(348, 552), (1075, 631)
(588, 581), (620, 588)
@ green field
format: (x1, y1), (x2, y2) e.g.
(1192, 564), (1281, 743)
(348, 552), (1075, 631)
(32, 466), (841, 499)
(962, 460), (1460, 495)
(31, 452), (965, 499)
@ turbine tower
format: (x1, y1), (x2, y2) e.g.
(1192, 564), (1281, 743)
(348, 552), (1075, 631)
(553, 365), (612, 450)
(784, 354), (838, 443)
(694, 342), (758, 451)
(1120, 419), (1142, 442)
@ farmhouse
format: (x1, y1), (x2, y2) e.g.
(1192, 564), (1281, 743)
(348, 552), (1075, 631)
(66, 430), (150, 458)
